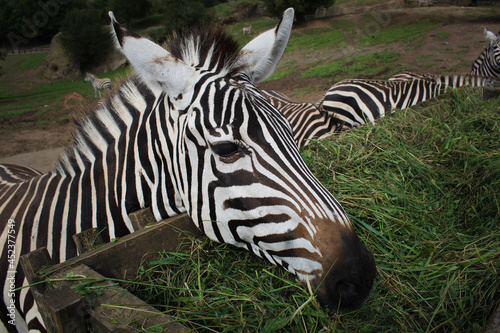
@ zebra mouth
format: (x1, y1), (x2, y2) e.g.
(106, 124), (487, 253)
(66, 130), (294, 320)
(314, 234), (376, 313)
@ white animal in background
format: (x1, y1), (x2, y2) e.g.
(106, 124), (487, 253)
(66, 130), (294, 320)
(242, 25), (252, 35)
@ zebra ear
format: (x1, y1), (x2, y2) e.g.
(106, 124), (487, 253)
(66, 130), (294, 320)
(108, 12), (195, 105)
(238, 8), (294, 83)
(484, 28), (497, 43)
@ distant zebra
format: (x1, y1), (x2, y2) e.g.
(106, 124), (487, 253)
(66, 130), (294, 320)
(242, 25), (252, 35)
(0, 10), (375, 332)
(262, 90), (344, 148)
(471, 28), (500, 79)
(318, 74), (494, 128)
(84, 72), (112, 98)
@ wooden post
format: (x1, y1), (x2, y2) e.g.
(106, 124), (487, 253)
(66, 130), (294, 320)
(72, 228), (104, 255)
(129, 207), (157, 230)
(20, 248), (86, 332)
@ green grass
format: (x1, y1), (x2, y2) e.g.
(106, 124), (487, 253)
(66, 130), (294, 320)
(209, 0), (262, 18)
(435, 31), (450, 40)
(265, 68), (298, 82)
(16, 52), (47, 70)
(357, 21), (442, 47)
(128, 87), (500, 332)
(300, 51), (405, 80)
(287, 28), (347, 52)
(0, 53), (133, 126)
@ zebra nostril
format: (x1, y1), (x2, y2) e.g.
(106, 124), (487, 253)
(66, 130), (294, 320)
(336, 280), (357, 298)
(314, 236), (376, 313)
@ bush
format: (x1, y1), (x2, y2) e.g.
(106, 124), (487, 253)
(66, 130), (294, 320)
(0, 51), (5, 76)
(59, 8), (112, 71)
(163, 0), (209, 34)
(264, 0), (335, 24)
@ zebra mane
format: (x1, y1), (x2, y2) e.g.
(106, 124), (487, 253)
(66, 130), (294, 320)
(164, 25), (244, 74)
(53, 76), (150, 175)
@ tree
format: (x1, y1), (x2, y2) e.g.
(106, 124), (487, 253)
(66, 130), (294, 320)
(151, 0), (209, 38)
(0, 51), (5, 76)
(163, 0), (209, 34)
(263, 0), (334, 25)
(109, 0), (150, 28)
(59, 8), (112, 71)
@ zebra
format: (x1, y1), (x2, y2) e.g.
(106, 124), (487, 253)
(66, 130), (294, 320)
(317, 74), (494, 128)
(84, 72), (112, 98)
(261, 90), (344, 148)
(471, 28), (500, 79)
(387, 70), (438, 81)
(242, 25), (252, 35)
(0, 9), (376, 332)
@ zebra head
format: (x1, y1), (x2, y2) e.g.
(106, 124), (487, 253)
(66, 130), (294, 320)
(109, 10), (375, 312)
(486, 30), (500, 70)
(83, 72), (92, 82)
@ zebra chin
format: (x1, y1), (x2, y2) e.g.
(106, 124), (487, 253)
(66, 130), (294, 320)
(311, 231), (376, 313)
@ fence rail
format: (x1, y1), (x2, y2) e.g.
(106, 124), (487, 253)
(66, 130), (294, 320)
(5, 47), (49, 55)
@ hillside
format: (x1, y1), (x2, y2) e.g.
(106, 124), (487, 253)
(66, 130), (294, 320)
(0, 5), (499, 159)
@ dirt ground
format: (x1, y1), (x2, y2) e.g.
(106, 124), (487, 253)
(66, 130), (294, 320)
(1, 6), (499, 172)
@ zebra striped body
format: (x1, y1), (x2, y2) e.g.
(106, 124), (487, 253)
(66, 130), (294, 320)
(0, 10), (375, 332)
(261, 90), (344, 148)
(388, 71), (438, 81)
(84, 72), (112, 98)
(471, 28), (500, 79)
(318, 74), (493, 128)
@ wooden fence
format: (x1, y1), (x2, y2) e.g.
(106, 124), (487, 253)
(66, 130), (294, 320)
(20, 209), (200, 332)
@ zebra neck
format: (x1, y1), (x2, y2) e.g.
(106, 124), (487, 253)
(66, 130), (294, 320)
(53, 78), (186, 229)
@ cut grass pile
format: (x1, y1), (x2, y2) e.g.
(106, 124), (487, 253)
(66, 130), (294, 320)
(127, 87), (499, 332)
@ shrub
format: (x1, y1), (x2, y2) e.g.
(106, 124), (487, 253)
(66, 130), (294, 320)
(59, 8), (112, 71)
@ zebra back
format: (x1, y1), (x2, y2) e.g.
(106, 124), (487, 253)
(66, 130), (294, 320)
(262, 90), (343, 148)
(388, 71), (438, 81)
(319, 74), (493, 127)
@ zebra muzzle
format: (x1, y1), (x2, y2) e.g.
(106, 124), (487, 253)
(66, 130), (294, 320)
(314, 231), (376, 313)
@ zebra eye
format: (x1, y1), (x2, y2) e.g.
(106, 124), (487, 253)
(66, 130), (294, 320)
(211, 141), (247, 159)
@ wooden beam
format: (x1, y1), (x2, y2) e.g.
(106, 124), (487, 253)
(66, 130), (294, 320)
(41, 213), (200, 281)
(20, 248), (86, 332)
(48, 264), (190, 332)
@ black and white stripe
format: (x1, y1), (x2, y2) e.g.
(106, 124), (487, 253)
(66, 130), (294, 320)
(261, 90), (344, 148)
(318, 74), (493, 128)
(0, 10), (375, 332)
(84, 72), (112, 98)
(471, 28), (500, 78)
